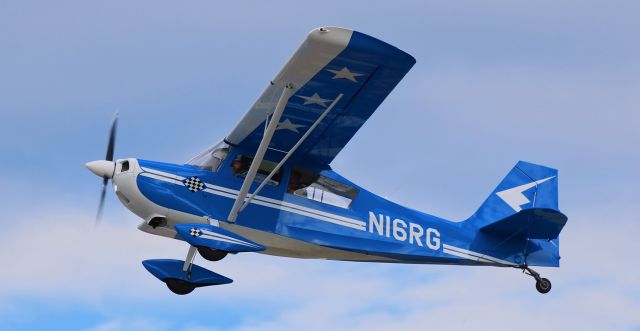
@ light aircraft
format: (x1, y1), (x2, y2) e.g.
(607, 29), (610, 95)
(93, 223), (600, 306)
(86, 27), (567, 295)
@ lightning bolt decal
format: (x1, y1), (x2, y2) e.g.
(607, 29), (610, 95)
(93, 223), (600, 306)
(495, 176), (555, 212)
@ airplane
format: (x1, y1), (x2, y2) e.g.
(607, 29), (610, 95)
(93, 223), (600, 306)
(86, 27), (567, 295)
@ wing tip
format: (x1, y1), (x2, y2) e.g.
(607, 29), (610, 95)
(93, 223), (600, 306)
(306, 26), (354, 48)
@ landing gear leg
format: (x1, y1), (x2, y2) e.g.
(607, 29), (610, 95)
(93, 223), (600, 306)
(182, 245), (197, 273)
(519, 265), (552, 294)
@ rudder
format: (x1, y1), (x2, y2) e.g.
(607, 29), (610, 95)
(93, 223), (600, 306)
(467, 161), (560, 230)
(465, 161), (567, 267)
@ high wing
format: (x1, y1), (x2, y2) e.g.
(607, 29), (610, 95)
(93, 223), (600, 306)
(225, 27), (416, 165)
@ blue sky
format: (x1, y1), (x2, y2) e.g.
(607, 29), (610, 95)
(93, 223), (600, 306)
(1, 1), (639, 330)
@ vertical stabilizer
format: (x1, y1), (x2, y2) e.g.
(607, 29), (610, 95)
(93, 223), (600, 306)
(468, 161), (559, 229)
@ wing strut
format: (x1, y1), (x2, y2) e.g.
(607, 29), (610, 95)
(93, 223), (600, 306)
(227, 83), (294, 223)
(182, 245), (198, 272)
(240, 93), (344, 212)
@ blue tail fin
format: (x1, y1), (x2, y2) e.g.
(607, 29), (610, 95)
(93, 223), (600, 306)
(465, 161), (567, 267)
(468, 161), (562, 232)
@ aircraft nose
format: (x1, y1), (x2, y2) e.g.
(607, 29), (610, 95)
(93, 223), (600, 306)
(85, 160), (116, 179)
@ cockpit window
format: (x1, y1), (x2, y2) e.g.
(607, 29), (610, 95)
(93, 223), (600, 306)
(288, 167), (358, 209)
(187, 141), (229, 172)
(231, 155), (282, 186)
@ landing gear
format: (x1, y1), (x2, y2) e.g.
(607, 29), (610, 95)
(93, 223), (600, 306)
(142, 259), (233, 295)
(197, 246), (228, 261)
(165, 278), (195, 295)
(535, 278), (552, 294)
(143, 246), (232, 295)
(520, 266), (552, 294)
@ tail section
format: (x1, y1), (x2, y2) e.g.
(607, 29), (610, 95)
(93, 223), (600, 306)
(465, 161), (567, 267)
(468, 161), (563, 232)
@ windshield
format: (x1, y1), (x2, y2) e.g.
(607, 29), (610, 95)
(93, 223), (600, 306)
(187, 141), (229, 172)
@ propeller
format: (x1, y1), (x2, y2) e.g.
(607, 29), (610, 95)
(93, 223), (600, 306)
(86, 114), (118, 225)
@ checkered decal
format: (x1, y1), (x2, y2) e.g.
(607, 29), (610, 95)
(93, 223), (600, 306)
(190, 228), (202, 237)
(184, 176), (205, 192)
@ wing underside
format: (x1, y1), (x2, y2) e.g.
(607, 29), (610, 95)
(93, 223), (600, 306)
(225, 27), (415, 165)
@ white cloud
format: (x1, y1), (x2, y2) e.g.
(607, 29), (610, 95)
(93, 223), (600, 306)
(1, 201), (639, 331)
(236, 208), (639, 331)
(0, 209), (177, 302)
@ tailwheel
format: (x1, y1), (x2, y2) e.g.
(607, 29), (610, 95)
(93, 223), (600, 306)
(535, 278), (552, 294)
(519, 265), (552, 294)
(197, 246), (228, 261)
(165, 278), (196, 295)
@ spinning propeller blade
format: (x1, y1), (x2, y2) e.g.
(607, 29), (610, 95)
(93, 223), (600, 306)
(88, 114), (118, 225)
(96, 178), (108, 225)
(105, 114), (118, 162)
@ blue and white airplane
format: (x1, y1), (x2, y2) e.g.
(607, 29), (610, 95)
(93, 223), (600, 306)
(86, 27), (567, 295)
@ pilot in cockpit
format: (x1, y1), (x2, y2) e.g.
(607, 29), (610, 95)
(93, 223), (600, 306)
(231, 156), (244, 176)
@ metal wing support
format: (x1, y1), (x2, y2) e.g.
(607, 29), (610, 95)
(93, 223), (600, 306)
(227, 83), (294, 223)
(240, 93), (344, 212)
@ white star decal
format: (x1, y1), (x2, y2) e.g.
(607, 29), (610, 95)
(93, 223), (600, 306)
(296, 93), (332, 107)
(326, 67), (365, 82)
(276, 118), (305, 133)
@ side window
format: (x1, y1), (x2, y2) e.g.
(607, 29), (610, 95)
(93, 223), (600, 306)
(288, 167), (359, 209)
(230, 155), (282, 186)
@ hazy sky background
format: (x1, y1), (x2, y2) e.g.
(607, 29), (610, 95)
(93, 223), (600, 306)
(0, 1), (638, 330)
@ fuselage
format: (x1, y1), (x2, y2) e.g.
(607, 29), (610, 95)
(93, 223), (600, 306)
(112, 150), (519, 267)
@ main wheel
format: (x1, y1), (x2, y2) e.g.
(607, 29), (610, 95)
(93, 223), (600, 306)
(165, 279), (195, 295)
(197, 246), (228, 261)
(535, 278), (552, 294)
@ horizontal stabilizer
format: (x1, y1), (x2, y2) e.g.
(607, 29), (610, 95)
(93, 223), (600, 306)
(142, 259), (233, 286)
(480, 208), (568, 240)
(175, 223), (265, 253)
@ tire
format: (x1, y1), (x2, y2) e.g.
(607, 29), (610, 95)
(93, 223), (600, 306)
(535, 278), (552, 294)
(197, 247), (228, 261)
(165, 278), (195, 295)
